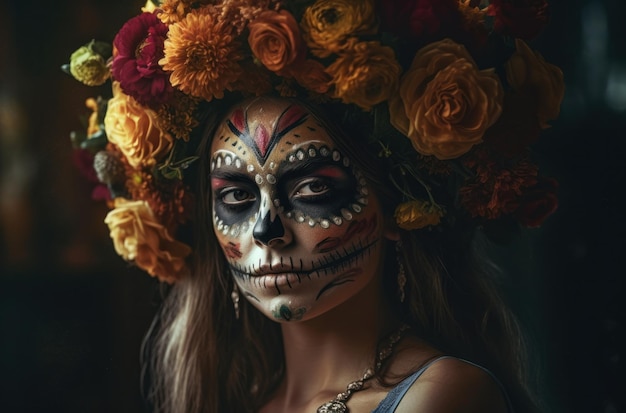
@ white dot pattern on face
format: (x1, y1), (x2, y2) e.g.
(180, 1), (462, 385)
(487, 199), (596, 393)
(279, 144), (367, 229)
(211, 144), (368, 232)
(211, 153), (255, 238)
(212, 153), (246, 172)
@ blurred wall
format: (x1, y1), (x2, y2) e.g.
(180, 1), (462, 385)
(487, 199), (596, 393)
(0, 0), (624, 412)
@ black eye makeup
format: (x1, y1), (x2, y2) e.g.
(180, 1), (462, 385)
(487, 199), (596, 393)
(219, 187), (257, 208)
(211, 172), (260, 224)
(276, 157), (359, 220)
(210, 144), (369, 231)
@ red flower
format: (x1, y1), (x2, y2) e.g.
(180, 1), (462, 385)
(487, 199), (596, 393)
(112, 12), (173, 108)
(487, 0), (549, 40)
(460, 153), (538, 220)
(379, 0), (462, 40)
(514, 177), (558, 227)
(72, 148), (111, 201)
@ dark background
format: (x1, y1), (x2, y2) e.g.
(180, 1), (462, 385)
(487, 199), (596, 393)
(0, 0), (624, 412)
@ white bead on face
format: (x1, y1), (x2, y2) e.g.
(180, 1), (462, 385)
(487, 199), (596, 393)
(209, 97), (385, 322)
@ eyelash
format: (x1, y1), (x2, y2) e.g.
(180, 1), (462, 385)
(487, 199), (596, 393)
(291, 178), (333, 202)
(216, 187), (256, 211)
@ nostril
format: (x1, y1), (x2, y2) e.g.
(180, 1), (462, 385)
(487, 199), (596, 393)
(253, 212), (286, 246)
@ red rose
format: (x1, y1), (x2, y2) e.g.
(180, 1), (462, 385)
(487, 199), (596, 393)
(379, 0), (462, 40)
(514, 177), (558, 227)
(487, 0), (549, 40)
(112, 12), (173, 108)
(460, 152), (538, 220)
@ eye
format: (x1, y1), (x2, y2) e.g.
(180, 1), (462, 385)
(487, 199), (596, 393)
(292, 178), (331, 200)
(220, 188), (256, 205)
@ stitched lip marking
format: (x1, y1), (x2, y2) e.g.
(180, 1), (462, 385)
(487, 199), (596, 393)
(228, 239), (378, 294)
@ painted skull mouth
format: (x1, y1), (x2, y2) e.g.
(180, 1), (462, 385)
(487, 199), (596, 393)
(228, 238), (379, 294)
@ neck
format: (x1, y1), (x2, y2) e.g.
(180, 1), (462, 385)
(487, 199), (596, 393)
(275, 277), (396, 409)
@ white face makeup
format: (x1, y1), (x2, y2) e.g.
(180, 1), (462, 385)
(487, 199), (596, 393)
(209, 97), (387, 322)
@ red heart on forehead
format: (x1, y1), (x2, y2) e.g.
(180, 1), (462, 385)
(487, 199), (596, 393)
(254, 124), (271, 157)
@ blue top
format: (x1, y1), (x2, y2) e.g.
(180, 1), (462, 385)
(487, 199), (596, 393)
(371, 356), (513, 412)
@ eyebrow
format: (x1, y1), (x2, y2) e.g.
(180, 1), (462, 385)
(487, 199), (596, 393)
(209, 168), (252, 182)
(277, 157), (347, 181)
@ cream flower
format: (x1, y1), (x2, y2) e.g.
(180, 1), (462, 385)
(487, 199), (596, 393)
(104, 198), (191, 283)
(390, 39), (503, 160)
(506, 39), (565, 128)
(104, 82), (173, 168)
(69, 40), (111, 86)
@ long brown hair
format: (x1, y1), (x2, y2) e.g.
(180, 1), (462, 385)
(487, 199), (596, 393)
(143, 95), (542, 412)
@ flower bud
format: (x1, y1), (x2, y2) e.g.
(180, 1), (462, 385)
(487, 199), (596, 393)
(93, 150), (126, 186)
(69, 40), (112, 86)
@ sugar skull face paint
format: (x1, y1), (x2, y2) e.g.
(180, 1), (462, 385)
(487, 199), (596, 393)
(209, 97), (387, 322)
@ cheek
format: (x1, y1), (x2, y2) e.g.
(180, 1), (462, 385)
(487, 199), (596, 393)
(212, 210), (256, 257)
(304, 207), (381, 254)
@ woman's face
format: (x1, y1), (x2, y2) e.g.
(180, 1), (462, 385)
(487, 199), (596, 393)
(209, 97), (391, 322)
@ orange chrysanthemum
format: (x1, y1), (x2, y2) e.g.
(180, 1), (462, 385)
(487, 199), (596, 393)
(125, 166), (194, 233)
(160, 10), (244, 101)
(158, 0), (213, 25)
(218, 0), (275, 35)
(156, 92), (200, 141)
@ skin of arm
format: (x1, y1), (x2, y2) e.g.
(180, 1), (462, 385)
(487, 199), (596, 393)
(395, 357), (509, 413)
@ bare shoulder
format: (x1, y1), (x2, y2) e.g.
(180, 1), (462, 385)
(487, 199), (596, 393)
(394, 357), (509, 413)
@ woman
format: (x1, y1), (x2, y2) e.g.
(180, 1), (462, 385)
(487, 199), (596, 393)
(65, 0), (563, 411)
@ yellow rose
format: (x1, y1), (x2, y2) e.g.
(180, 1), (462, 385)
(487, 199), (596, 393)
(394, 200), (444, 230)
(104, 198), (191, 283)
(104, 82), (173, 168)
(301, 0), (377, 58)
(390, 39), (504, 160)
(505, 39), (565, 128)
(248, 10), (305, 74)
(327, 41), (401, 110)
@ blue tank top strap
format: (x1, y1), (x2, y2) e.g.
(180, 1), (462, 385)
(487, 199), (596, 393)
(370, 355), (514, 413)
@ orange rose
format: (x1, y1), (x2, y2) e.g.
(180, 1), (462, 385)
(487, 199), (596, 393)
(505, 39), (564, 128)
(104, 82), (173, 168)
(301, 0), (377, 58)
(327, 41), (401, 110)
(292, 59), (332, 94)
(248, 10), (306, 75)
(390, 39), (503, 160)
(104, 198), (191, 283)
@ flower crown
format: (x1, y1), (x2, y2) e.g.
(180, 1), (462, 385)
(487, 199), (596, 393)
(65, 0), (564, 283)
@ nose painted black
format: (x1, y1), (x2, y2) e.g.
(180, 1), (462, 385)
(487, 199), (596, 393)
(253, 212), (286, 245)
